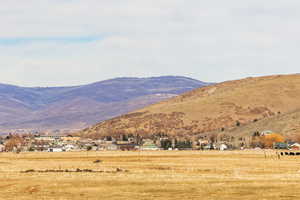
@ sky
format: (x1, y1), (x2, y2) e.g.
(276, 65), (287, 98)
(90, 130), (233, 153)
(1, 0), (300, 87)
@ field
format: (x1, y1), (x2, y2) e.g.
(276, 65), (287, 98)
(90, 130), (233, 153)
(1, 150), (300, 200)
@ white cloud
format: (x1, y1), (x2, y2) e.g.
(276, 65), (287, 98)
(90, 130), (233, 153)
(0, 0), (300, 86)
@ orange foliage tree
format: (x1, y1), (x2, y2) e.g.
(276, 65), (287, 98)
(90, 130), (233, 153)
(260, 133), (284, 148)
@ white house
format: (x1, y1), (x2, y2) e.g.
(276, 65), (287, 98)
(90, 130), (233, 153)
(261, 130), (274, 136)
(64, 144), (75, 152)
(219, 144), (228, 151)
(290, 143), (300, 150)
(140, 140), (160, 151)
(0, 144), (5, 152)
(48, 147), (64, 152)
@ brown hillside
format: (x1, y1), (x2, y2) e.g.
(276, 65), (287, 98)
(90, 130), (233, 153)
(212, 109), (300, 139)
(80, 74), (300, 138)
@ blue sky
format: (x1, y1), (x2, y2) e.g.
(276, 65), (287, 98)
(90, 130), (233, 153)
(1, 0), (300, 86)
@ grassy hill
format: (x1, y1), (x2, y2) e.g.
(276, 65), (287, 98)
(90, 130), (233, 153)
(80, 74), (300, 138)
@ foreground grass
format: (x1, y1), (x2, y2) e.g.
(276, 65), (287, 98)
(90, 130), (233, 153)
(0, 150), (300, 200)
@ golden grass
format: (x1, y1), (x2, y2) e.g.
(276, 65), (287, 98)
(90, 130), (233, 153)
(1, 150), (300, 200)
(82, 74), (300, 137)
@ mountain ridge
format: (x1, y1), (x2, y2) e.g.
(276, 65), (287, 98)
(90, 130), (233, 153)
(0, 76), (210, 133)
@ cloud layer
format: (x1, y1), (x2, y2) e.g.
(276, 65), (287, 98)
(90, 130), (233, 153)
(1, 0), (300, 86)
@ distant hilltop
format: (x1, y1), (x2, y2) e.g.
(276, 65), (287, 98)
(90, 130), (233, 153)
(0, 76), (210, 133)
(79, 74), (300, 139)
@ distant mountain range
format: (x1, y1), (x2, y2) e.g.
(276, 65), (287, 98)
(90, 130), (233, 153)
(79, 74), (300, 139)
(0, 76), (210, 133)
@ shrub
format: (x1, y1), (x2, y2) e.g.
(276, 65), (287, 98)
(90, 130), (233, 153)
(86, 146), (92, 151)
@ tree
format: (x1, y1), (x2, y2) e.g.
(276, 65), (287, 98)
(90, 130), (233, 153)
(209, 133), (217, 143)
(105, 136), (112, 141)
(260, 133), (284, 148)
(161, 139), (172, 150)
(86, 146), (92, 151)
(4, 135), (25, 152)
(122, 134), (128, 141)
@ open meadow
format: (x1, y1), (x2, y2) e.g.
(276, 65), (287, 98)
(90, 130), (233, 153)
(1, 150), (300, 200)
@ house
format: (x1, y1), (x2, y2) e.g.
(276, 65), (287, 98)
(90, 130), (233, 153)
(203, 143), (215, 150)
(198, 139), (210, 149)
(0, 144), (5, 152)
(274, 142), (288, 149)
(198, 139), (209, 146)
(219, 144), (228, 151)
(99, 143), (118, 151)
(116, 140), (137, 151)
(116, 141), (132, 145)
(61, 135), (81, 142)
(261, 130), (274, 136)
(30, 141), (51, 152)
(140, 139), (160, 151)
(34, 135), (59, 141)
(64, 144), (76, 152)
(119, 144), (138, 151)
(48, 147), (64, 152)
(290, 143), (300, 150)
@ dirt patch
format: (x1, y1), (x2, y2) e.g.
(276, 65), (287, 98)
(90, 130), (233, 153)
(20, 168), (129, 173)
(24, 185), (40, 194)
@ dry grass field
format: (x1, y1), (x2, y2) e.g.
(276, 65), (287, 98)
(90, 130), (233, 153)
(1, 150), (300, 200)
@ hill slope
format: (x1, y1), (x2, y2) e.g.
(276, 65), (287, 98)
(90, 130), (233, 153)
(216, 109), (300, 139)
(80, 74), (300, 138)
(0, 76), (209, 133)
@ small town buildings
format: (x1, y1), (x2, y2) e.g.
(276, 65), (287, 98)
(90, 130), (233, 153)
(61, 135), (81, 142)
(34, 135), (61, 141)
